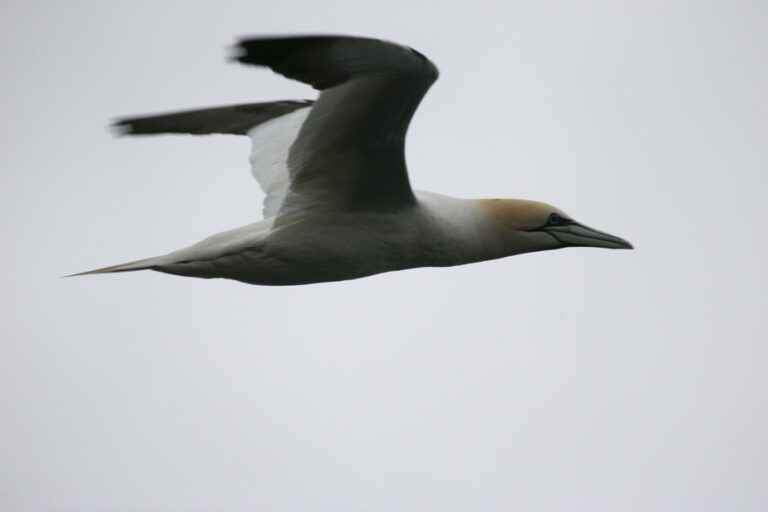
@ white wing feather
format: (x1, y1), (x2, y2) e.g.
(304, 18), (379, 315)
(247, 106), (311, 218)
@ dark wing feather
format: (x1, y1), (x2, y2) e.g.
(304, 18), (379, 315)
(113, 100), (313, 136)
(232, 35), (439, 213)
(233, 35), (438, 90)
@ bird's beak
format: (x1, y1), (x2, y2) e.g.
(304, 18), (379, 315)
(544, 223), (633, 249)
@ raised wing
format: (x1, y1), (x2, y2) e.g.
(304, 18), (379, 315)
(113, 100), (313, 218)
(232, 35), (439, 215)
(113, 100), (311, 136)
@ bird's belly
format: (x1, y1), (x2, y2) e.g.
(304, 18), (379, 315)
(209, 217), (427, 285)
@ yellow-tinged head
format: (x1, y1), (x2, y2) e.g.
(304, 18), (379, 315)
(478, 198), (633, 254)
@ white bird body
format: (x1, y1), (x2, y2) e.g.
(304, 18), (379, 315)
(73, 35), (631, 285)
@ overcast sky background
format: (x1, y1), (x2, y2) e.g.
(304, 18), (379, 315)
(2, 1), (766, 511)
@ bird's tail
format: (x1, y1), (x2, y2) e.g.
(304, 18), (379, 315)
(65, 256), (161, 277)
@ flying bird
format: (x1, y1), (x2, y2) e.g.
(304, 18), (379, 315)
(72, 35), (632, 285)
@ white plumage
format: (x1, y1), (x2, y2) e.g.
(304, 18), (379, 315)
(72, 35), (631, 285)
(248, 107), (310, 218)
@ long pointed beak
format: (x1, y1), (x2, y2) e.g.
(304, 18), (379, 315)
(544, 223), (633, 250)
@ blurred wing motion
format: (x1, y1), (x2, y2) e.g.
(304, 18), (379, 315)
(114, 35), (439, 219)
(114, 100), (312, 218)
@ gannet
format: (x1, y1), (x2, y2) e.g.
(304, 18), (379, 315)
(72, 35), (632, 286)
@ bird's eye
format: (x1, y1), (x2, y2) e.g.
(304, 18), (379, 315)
(548, 213), (567, 226)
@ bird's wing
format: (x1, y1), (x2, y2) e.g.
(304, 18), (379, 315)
(113, 100), (314, 218)
(112, 101), (313, 136)
(232, 35), (439, 217)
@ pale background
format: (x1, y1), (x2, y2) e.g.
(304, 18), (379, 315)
(2, 1), (766, 510)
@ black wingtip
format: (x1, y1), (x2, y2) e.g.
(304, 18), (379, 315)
(109, 120), (133, 137)
(227, 42), (248, 64)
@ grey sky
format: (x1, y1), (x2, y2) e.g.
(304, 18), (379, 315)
(2, 1), (766, 510)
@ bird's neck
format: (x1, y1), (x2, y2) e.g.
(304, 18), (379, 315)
(415, 192), (554, 266)
(414, 192), (509, 264)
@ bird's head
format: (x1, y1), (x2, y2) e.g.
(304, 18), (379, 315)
(479, 198), (633, 255)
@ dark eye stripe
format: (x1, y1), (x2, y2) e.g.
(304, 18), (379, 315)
(526, 213), (574, 232)
(548, 213), (567, 226)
